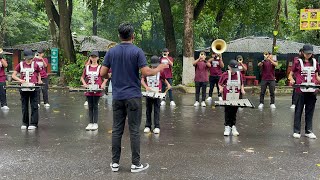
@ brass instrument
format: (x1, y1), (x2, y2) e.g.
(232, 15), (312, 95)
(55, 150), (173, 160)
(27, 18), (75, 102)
(211, 39), (227, 54)
(0, 48), (3, 54)
(263, 52), (269, 60)
(199, 52), (206, 60)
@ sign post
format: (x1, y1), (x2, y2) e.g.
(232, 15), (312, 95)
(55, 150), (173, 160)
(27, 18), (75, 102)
(51, 48), (59, 72)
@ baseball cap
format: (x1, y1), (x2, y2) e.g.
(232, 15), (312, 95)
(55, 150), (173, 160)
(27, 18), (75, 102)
(37, 48), (44, 53)
(89, 51), (99, 57)
(24, 49), (34, 60)
(150, 55), (160, 67)
(229, 60), (239, 71)
(162, 48), (169, 52)
(236, 55), (243, 60)
(302, 44), (314, 54)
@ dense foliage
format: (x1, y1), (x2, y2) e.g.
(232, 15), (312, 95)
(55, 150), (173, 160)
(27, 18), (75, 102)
(1, 0), (320, 85)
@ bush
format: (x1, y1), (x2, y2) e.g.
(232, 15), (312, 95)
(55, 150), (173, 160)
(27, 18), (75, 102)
(61, 54), (88, 87)
(277, 78), (287, 86)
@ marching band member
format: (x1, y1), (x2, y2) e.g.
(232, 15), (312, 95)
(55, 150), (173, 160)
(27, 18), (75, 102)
(12, 49), (42, 130)
(236, 55), (247, 76)
(141, 55), (171, 134)
(81, 51), (107, 131)
(193, 51), (211, 107)
(160, 48), (176, 107)
(0, 54), (9, 110)
(218, 60), (245, 136)
(207, 51), (224, 102)
(258, 52), (278, 109)
(34, 49), (50, 108)
(288, 44), (320, 139)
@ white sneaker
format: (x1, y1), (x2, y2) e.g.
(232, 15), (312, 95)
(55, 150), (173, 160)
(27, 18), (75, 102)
(160, 101), (166, 106)
(44, 103), (50, 107)
(293, 133), (301, 139)
(21, 125), (27, 130)
(143, 127), (151, 133)
(218, 96), (223, 101)
(305, 132), (317, 139)
(91, 123), (98, 130)
(1, 106), (9, 110)
(258, 103), (264, 109)
(38, 104), (40, 108)
(84, 101), (88, 106)
(194, 101), (200, 107)
(201, 101), (206, 107)
(224, 126), (231, 136)
(153, 128), (160, 134)
(290, 104), (295, 109)
(85, 123), (93, 130)
(231, 125), (239, 136)
(270, 104), (276, 109)
(28, 125), (37, 130)
(110, 163), (120, 172)
(206, 97), (212, 102)
(170, 101), (176, 106)
(131, 163), (149, 173)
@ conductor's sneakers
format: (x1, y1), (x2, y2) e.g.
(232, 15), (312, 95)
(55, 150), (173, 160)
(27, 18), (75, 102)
(305, 132), (317, 139)
(290, 104), (296, 109)
(131, 163), (149, 173)
(231, 125), (239, 136)
(224, 126), (231, 136)
(28, 126), (37, 130)
(110, 163), (120, 172)
(293, 133), (301, 139)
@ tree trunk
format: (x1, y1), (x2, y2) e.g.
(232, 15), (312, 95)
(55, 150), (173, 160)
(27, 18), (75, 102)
(215, 5), (227, 29)
(272, 0), (281, 54)
(44, 0), (59, 47)
(194, 0), (206, 21)
(182, 0), (194, 85)
(58, 0), (76, 63)
(158, 0), (177, 57)
(92, 0), (98, 36)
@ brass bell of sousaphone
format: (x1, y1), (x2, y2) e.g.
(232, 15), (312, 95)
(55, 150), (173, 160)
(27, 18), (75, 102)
(0, 48), (3, 54)
(211, 39), (227, 54)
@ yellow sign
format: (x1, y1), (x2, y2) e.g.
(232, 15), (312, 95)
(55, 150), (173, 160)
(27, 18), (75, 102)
(300, 9), (320, 30)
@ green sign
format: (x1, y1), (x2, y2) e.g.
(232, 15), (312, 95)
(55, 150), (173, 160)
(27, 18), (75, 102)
(51, 48), (59, 72)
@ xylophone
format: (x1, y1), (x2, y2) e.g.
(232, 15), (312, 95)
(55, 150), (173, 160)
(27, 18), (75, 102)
(214, 99), (255, 108)
(293, 83), (320, 90)
(69, 84), (104, 93)
(142, 91), (166, 99)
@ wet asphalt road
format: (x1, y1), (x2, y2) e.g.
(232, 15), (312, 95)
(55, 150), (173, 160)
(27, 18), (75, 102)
(0, 89), (319, 180)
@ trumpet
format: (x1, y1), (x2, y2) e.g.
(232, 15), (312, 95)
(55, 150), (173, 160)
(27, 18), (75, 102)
(199, 52), (206, 60)
(211, 39), (227, 54)
(263, 52), (269, 59)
